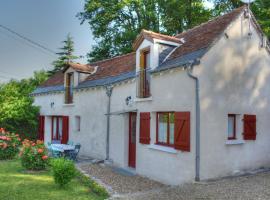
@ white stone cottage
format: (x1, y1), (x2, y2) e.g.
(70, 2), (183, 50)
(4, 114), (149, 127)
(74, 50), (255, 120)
(32, 6), (270, 185)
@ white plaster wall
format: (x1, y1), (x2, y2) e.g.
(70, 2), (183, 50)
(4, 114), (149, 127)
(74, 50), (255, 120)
(33, 13), (270, 185)
(135, 39), (159, 70)
(196, 14), (270, 180)
(108, 69), (196, 185)
(34, 86), (108, 159)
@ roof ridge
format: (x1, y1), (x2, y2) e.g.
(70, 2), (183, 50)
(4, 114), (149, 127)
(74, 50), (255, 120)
(175, 6), (246, 38)
(90, 52), (135, 65)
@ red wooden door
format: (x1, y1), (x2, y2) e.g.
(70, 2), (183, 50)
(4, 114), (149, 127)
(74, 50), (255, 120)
(38, 116), (45, 141)
(129, 112), (137, 168)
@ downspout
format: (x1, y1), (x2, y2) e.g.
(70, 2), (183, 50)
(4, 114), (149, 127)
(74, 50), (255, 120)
(105, 85), (113, 161)
(187, 60), (200, 182)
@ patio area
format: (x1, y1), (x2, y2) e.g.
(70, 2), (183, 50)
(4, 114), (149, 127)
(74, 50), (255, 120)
(77, 162), (166, 197)
(77, 162), (270, 200)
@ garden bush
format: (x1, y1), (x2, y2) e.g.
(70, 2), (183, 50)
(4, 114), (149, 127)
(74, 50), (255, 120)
(20, 139), (49, 170)
(51, 158), (76, 187)
(0, 128), (21, 160)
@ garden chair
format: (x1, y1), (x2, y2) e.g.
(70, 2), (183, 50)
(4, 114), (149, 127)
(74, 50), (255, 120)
(52, 149), (62, 158)
(47, 142), (54, 157)
(66, 143), (81, 161)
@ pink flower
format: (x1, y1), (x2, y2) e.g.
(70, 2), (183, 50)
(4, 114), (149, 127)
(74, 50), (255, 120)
(2, 143), (8, 149)
(0, 136), (7, 140)
(37, 148), (44, 154)
(42, 155), (48, 160)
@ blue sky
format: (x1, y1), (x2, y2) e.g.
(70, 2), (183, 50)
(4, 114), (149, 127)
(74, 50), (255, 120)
(0, 1), (214, 82)
(0, 0), (93, 81)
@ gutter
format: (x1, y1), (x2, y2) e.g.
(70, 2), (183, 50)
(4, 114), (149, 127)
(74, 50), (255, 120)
(105, 85), (113, 161)
(186, 59), (201, 182)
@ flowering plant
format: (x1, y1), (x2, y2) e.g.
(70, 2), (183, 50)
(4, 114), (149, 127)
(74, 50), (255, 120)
(20, 139), (49, 170)
(0, 128), (21, 160)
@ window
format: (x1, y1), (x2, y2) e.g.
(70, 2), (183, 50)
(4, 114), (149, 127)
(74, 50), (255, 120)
(228, 114), (236, 140)
(51, 116), (63, 141)
(137, 48), (151, 98)
(156, 112), (175, 146)
(65, 72), (74, 104)
(75, 116), (81, 132)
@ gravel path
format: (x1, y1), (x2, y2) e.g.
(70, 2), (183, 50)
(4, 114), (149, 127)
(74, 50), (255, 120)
(78, 163), (270, 200)
(78, 163), (165, 195)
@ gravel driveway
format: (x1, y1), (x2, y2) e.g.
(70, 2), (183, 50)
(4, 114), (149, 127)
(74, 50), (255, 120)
(78, 163), (270, 200)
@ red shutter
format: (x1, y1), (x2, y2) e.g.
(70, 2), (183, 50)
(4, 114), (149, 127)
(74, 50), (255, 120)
(243, 114), (256, 140)
(174, 112), (190, 152)
(38, 115), (45, 141)
(62, 116), (69, 144)
(140, 112), (150, 144)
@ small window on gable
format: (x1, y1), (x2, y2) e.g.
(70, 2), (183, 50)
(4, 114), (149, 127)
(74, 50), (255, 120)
(137, 48), (151, 98)
(65, 72), (74, 104)
(228, 114), (236, 140)
(75, 116), (81, 132)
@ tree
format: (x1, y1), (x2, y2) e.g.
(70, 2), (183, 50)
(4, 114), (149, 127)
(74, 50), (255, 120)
(0, 70), (48, 139)
(211, 0), (270, 39)
(48, 34), (79, 76)
(78, 0), (212, 62)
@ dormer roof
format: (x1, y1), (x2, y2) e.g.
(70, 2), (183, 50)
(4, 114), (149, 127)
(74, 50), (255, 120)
(132, 29), (182, 50)
(63, 62), (96, 74)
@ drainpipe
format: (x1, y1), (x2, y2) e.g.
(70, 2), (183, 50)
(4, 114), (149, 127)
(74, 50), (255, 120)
(105, 85), (113, 161)
(187, 60), (200, 182)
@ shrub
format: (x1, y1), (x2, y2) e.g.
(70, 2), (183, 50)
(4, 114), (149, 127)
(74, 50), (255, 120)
(20, 139), (49, 170)
(51, 158), (76, 187)
(0, 128), (21, 160)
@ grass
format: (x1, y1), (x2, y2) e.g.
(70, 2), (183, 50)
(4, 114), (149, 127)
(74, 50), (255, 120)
(0, 159), (108, 200)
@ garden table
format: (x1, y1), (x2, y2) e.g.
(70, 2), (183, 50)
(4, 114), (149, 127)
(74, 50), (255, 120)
(51, 144), (75, 153)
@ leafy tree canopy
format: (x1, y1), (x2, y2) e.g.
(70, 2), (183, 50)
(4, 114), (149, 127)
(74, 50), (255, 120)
(0, 71), (48, 139)
(211, 0), (270, 39)
(48, 34), (79, 76)
(78, 0), (212, 62)
(79, 0), (269, 62)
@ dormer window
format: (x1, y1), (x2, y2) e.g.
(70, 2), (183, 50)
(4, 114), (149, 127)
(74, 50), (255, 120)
(65, 72), (74, 104)
(137, 48), (151, 98)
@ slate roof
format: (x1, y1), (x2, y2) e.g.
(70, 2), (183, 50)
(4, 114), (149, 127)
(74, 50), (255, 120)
(169, 6), (244, 61)
(40, 71), (64, 87)
(33, 6), (247, 95)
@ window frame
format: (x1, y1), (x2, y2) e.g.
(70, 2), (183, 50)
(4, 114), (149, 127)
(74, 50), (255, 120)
(137, 47), (151, 99)
(75, 116), (81, 132)
(228, 114), (236, 140)
(156, 112), (175, 147)
(142, 50), (150, 69)
(65, 72), (74, 104)
(51, 116), (63, 141)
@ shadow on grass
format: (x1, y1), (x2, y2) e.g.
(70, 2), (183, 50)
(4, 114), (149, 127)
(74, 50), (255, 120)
(0, 160), (106, 200)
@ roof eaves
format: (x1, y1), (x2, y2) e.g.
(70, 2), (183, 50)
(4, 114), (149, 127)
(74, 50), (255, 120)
(153, 48), (207, 73)
(76, 71), (136, 89)
(31, 84), (65, 95)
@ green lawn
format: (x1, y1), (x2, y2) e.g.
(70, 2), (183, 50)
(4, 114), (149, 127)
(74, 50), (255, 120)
(0, 160), (107, 200)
